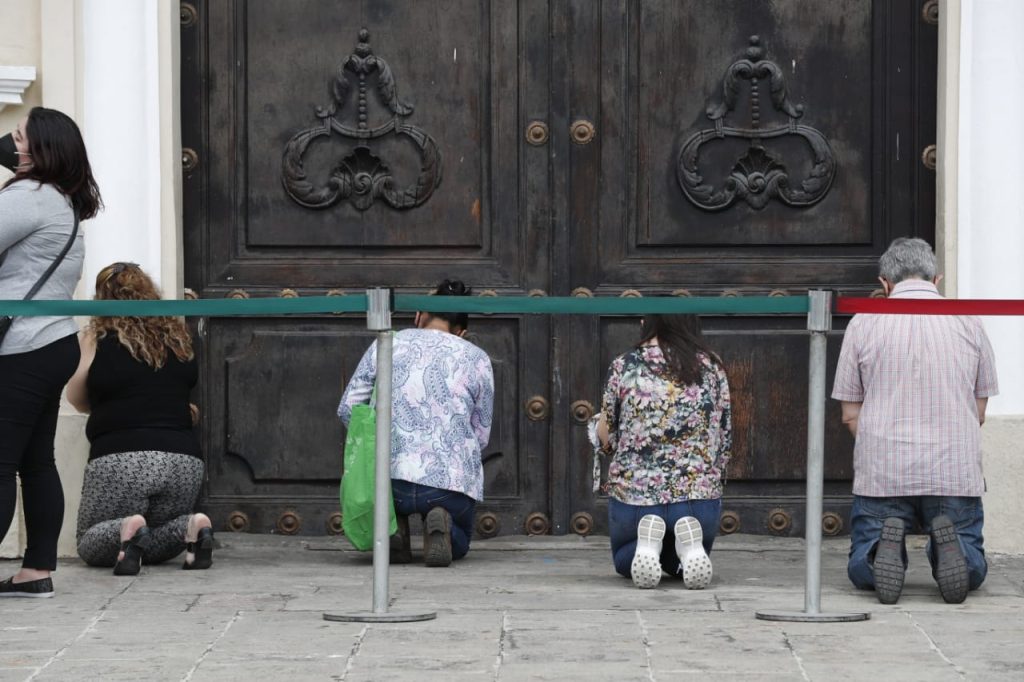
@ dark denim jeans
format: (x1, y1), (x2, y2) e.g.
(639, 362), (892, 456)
(391, 479), (476, 560)
(608, 497), (721, 578)
(848, 495), (987, 591)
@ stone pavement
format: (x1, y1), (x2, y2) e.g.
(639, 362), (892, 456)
(2, 532), (1023, 681)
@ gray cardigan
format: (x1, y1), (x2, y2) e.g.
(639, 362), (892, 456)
(0, 180), (84, 355)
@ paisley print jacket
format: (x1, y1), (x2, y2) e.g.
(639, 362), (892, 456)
(339, 328), (495, 501)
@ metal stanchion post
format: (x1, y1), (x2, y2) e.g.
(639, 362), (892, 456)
(756, 290), (869, 623)
(324, 289), (437, 624)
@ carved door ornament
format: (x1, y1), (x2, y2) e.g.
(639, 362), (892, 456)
(282, 29), (442, 211)
(676, 36), (836, 211)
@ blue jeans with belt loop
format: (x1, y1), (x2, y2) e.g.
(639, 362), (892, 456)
(847, 495), (988, 592)
(608, 497), (721, 578)
(391, 479), (476, 560)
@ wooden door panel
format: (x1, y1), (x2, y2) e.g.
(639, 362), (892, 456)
(185, 0), (933, 536)
(194, 0), (534, 290)
(570, 0), (936, 291)
(634, 0), (873, 248)
(183, 0), (554, 536)
(558, 0), (935, 535)
(199, 315), (537, 534)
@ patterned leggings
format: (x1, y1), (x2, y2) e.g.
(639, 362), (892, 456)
(76, 451), (204, 567)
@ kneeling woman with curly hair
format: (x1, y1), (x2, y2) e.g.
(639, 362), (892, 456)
(66, 263), (212, 575)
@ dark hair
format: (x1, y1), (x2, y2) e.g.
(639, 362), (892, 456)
(425, 279), (472, 330)
(638, 314), (722, 385)
(3, 107), (103, 219)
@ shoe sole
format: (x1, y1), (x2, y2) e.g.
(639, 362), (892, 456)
(0, 591), (54, 598)
(113, 529), (153, 576)
(424, 508), (453, 567)
(874, 517), (906, 605)
(631, 515), (666, 589)
(675, 517), (713, 589)
(932, 515), (969, 604)
(184, 530), (215, 571)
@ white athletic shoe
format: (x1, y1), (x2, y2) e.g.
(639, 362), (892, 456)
(675, 516), (713, 589)
(631, 514), (666, 589)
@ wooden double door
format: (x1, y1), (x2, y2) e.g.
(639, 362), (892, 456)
(180, 1), (936, 537)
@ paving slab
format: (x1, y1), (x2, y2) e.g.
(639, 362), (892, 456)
(1, 533), (1022, 681)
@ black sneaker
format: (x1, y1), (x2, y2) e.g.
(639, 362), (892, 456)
(873, 517), (906, 605)
(423, 507), (453, 567)
(0, 576), (54, 598)
(390, 514), (413, 564)
(931, 515), (969, 604)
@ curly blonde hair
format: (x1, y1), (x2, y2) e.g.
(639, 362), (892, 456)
(89, 263), (194, 369)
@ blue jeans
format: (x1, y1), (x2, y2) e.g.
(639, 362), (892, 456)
(391, 479), (476, 560)
(848, 495), (987, 591)
(608, 498), (721, 578)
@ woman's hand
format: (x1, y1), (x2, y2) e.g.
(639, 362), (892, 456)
(189, 403), (201, 425)
(65, 329), (96, 413)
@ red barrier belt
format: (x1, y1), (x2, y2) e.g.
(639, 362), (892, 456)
(835, 298), (1024, 316)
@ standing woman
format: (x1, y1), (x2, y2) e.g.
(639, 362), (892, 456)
(0, 108), (102, 597)
(598, 314), (731, 590)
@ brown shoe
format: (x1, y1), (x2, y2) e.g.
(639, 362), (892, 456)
(390, 514), (412, 564)
(423, 507), (453, 567)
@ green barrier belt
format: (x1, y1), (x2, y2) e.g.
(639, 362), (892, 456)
(394, 295), (808, 315)
(0, 294), (808, 317)
(0, 295), (369, 316)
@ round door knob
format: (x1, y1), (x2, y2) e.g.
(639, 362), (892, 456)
(276, 510), (302, 535)
(227, 510), (250, 533)
(570, 119), (596, 145)
(182, 147), (199, 173)
(822, 512), (844, 536)
(921, 144), (937, 170)
(570, 512), (594, 536)
(326, 512), (344, 535)
(476, 512), (500, 538)
(525, 512), (550, 536)
(525, 395), (550, 421)
(570, 400), (594, 424)
(768, 509), (792, 534)
(719, 510), (741, 535)
(526, 121), (549, 146)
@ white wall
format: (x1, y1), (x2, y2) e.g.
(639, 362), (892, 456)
(80, 0), (164, 293)
(956, 0), (1024, 554)
(957, 0), (1024, 416)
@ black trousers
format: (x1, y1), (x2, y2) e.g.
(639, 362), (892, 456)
(0, 334), (80, 571)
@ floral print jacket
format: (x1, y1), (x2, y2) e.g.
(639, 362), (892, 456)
(600, 345), (732, 505)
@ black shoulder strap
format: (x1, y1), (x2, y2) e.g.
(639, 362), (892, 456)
(21, 208), (79, 302)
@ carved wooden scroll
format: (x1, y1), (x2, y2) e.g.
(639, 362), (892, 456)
(282, 29), (442, 211)
(676, 36), (836, 212)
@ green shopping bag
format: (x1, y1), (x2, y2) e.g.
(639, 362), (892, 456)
(340, 391), (398, 550)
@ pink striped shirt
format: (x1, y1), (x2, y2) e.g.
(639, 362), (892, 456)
(832, 280), (998, 497)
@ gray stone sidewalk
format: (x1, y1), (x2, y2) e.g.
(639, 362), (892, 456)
(2, 533), (1023, 681)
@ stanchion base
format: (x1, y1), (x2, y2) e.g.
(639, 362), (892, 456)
(755, 610), (870, 623)
(323, 611), (437, 623)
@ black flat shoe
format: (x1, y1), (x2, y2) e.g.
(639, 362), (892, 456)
(182, 527), (214, 570)
(113, 526), (152, 576)
(0, 576), (54, 598)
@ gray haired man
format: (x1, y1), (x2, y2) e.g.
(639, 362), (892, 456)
(831, 238), (998, 604)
